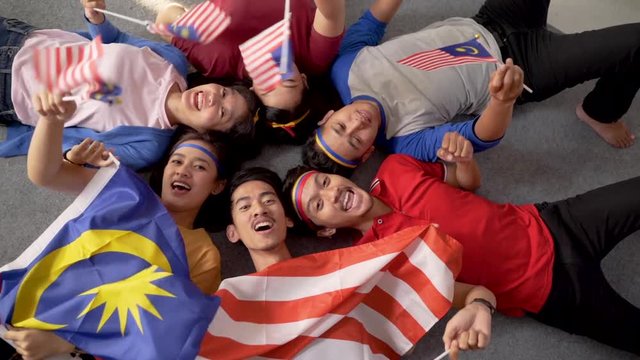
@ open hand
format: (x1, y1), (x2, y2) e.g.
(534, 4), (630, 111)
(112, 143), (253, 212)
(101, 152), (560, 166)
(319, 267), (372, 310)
(32, 91), (77, 123)
(437, 132), (474, 163)
(81, 0), (106, 24)
(443, 302), (493, 360)
(489, 58), (524, 104)
(66, 138), (115, 167)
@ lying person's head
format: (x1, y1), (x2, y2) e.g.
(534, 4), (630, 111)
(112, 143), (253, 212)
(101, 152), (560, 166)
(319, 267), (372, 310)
(171, 79), (260, 147)
(302, 100), (382, 175)
(226, 168), (292, 269)
(283, 165), (376, 237)
(158, 129), (230, 228)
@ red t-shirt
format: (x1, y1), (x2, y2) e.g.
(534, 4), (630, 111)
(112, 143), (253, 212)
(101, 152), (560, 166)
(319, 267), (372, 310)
(172, 0), (343, 79)
(358, 154), (555, 317)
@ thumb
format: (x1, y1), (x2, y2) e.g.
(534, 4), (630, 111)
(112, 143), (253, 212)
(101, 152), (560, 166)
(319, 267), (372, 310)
(449, 340), (460, 360)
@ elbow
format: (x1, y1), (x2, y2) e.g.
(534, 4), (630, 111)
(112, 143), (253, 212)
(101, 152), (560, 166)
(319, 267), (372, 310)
(28, 167), (51, 188)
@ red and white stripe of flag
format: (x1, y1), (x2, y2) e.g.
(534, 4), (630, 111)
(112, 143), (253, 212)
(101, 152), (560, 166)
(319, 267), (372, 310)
(199, 225), (462, 360)
(398, 49), (497, 72)
(174, 0), (230, 44)
(238, 18), (289, 92)
(33, 36), (104, 93)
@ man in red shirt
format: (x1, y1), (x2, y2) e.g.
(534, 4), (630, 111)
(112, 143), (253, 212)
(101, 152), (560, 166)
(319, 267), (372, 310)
(284, 132), (640, 355)
(224, 166), (497, 359)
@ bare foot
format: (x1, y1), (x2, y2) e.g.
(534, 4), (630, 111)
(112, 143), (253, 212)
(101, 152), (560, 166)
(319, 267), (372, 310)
(576, 104), (635, 148)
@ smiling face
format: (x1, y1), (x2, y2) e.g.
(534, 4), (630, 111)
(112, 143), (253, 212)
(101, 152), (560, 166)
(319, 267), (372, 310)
(229, 180), (291, 251)
(254, 64), (307, 112)
(160, 140), (223, 215)
(179, 83), (250, 133)
(295, 172), (374, 229)
(317, 101), (381, 164)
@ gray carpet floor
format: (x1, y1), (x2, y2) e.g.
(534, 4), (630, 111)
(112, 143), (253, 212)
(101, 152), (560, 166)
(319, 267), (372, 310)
(1, 1), (639, 359)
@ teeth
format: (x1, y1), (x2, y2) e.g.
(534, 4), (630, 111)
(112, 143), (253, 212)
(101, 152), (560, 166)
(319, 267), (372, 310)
(172, 181), (191, 190)
(254, 221), (273, 231)
(197, 92), (203, 110)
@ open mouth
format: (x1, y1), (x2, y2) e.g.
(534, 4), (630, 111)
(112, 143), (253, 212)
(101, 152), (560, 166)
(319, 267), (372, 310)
(340, 188), (355, 211)
(356, 110), (371, 125)
(171, 181), (191, 193)
(253, 218), (275, 233)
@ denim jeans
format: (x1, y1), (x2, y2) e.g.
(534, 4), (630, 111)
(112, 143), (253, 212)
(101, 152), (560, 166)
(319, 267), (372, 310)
(0, 17), (37, 122)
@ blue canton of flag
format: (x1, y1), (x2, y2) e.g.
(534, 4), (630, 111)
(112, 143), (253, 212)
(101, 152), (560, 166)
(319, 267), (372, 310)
(398, 37), (497, 71)
(0, 164), (219, 360)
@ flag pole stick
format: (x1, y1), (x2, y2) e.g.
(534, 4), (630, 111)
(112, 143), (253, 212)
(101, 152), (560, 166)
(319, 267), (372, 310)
(432, 349), (451, 360)
(279, 0), (291, 74)
(93, 8), (150, 27)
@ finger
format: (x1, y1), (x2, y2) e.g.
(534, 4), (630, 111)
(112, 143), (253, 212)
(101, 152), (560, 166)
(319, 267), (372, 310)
(440, 132), (451, 151)
(437, 148), (451, 162)
(505, 58), (514, 66)
(461, 138), (473, 160)
(502, 66), (514, 95)
(32, 93), (44, 116)
(447, 133), (458, 155)
(467, 329), (478, 349)
(98, 152), (115, 166)
(455, 134), (466, 158)
(458, 331), (470, 350)
(443, 323), (458, 351)
(477, 332), (488, 349)
(448, 340), (459, 360)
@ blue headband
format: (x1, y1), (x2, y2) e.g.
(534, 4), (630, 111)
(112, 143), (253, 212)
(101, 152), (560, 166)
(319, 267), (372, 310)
(315, 130), (360, 168)
(174, 143), (225, 176)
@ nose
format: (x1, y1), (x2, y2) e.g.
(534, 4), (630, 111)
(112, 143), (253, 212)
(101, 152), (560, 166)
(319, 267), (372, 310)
(252, 201), (268, 217)
(320, 186), (339, 205)
(175, 163), (190, 178)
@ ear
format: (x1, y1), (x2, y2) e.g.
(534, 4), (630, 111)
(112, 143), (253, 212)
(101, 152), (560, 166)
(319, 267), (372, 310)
(226, 225), (240, 243)
(361, 145), (376, 162)
(301, 73), (309, 89)
(211, 179), (227, 195)
(317, 110), (334, 126)
(285, 217), (294, 228)
(317, 227), (336, 238)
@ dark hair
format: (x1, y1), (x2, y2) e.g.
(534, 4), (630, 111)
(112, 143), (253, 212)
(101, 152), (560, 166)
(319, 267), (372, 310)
(186, 73), (262, 161)
(149, 126), (233, 231)
(229, 167), (285, 210)
(254, 75), (342, 145)
(301, 133), (355, 177)
(282, 165), (318, 233)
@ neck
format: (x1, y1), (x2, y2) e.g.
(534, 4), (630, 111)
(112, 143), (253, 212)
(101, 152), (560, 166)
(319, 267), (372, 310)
(249, 242), (292, 272)
(165, 83), (183, 126)
(169, 208), (198, 229)
(353, 197), (392, 234)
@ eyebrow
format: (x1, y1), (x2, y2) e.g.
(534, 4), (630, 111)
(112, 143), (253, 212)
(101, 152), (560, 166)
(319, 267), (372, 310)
(171, 152), (213, 166)
(305, 174), (320, 215)
(233, 191), (277, 206)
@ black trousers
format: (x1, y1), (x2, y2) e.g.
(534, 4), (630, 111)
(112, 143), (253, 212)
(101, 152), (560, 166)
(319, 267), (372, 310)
(531, 176), (640, 355)
(473, 0), (640, 123)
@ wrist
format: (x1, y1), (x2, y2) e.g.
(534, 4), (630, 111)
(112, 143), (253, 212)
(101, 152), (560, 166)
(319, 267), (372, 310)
(469, 298), (496, 315)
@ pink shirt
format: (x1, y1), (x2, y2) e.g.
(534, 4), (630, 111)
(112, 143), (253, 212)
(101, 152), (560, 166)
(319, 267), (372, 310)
(172, 0), (343, 79)
(12, 29), (186, 132)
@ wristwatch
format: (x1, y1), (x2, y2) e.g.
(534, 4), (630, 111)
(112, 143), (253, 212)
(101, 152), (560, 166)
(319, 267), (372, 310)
(470, 298), (496, 315)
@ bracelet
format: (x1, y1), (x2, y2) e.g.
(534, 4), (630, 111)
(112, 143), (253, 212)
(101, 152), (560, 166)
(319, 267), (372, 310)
(63, 149), (82, 166)
(470, 298), (496, 315)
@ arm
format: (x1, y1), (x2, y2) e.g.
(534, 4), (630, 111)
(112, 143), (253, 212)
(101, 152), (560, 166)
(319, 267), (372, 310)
(473, 58), (524, 142)
(81, 0), (189, 77)
(444, 282), (496, 360)
(313, 0), (345, 37)
(27, 91), (96, 194)
(369, 0), (403, 23)
(437, 132), (481, 191)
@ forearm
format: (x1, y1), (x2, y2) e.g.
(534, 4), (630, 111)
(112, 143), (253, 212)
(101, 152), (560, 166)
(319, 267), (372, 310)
(313, 0), (345, 37)
(452, 282), (496, 310)
(473, 99), (515, 141)
(455, 160), (481, 191)
(370, 0), (403, 23)
(27, 118), (94, 193)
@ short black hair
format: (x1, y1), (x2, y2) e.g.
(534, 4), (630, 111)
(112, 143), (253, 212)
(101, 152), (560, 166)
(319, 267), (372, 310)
(301, 132), (355, 177)
(282, 165), (318, 233)
(229, 167), (285, 208)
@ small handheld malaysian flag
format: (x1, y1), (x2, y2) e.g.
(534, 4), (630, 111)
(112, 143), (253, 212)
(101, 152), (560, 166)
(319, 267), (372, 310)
(398, 37), (498, 72)
(146, 1), (230, 44)
(238, 17), (293, 93)
(32, 36), (122, 105)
